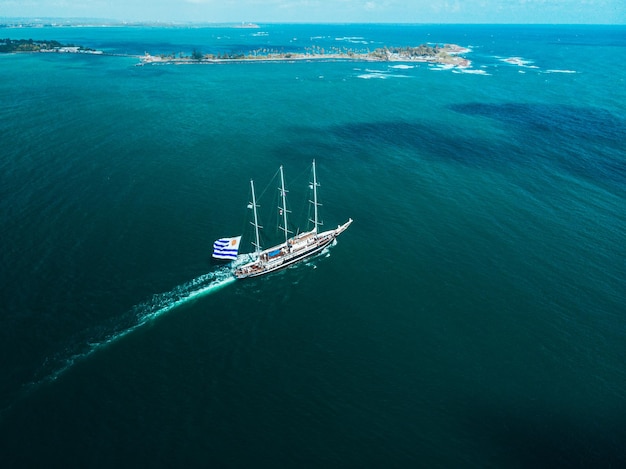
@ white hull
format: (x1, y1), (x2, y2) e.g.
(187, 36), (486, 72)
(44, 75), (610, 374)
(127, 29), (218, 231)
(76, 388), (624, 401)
(234, 219), (352, 279)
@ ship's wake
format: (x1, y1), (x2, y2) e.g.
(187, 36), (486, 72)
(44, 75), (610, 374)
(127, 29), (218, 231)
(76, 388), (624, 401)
(19, 247), (330, 404)
(27, 263), (240, 392)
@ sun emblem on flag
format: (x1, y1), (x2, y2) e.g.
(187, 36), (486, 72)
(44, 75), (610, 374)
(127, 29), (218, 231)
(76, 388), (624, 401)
(231, 239), (237, 246)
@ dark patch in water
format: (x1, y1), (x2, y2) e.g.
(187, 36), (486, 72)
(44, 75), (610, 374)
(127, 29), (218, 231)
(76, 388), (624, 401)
(448, 102), (626, 187)
(448, 102), (626, 143)
(291, 107), (625, 190)
(328, 120), (492, 164)
(280, 120), (502, 173)
(285, 119), (538, 178)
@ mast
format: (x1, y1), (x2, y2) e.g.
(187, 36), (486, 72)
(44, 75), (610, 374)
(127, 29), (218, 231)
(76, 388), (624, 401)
(278, 165), (291, 244)
(250, 179), (261, 256)
(310, 160), (321, 233)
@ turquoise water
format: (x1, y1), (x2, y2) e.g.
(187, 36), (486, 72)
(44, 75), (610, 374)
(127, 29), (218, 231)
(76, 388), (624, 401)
(1, 24), (625, 466)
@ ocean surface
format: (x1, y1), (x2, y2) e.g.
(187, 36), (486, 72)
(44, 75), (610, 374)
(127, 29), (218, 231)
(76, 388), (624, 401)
(1, 24), (625, 467)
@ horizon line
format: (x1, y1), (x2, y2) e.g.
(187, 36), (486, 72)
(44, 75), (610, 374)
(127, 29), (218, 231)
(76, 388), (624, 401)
(1, 18), (624, 27)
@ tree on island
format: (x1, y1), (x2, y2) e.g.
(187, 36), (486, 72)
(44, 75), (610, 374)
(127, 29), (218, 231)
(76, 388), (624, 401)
(191, 49), (203, 61)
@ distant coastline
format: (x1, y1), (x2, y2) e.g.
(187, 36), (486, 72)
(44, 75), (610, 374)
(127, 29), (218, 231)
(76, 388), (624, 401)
(0, 19), (262, 29)
(0, 38), (101, 54)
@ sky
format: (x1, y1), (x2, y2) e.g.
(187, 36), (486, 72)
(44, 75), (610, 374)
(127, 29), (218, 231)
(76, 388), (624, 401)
(1, 0), (624, 24)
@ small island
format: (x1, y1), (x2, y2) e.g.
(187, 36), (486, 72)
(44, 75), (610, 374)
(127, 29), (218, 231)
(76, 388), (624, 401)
(139, 43), (471, 67)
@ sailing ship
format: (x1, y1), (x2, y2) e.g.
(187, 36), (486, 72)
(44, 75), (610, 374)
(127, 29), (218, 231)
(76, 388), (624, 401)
(213, 160), (352, 279)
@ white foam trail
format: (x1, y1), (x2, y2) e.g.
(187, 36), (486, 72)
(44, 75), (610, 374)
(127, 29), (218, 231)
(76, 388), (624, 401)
(499, 56), (539, 69)
(335, 36), (368, 44)
(357, 69), (411, 79)
(458, 69), (491, 75)
(429, 63), (455, 71)
(25, 245), (336, 394)
(31, 264), (238, 387)
(358, 73), (388, 79)
(545, 69), (577, 74)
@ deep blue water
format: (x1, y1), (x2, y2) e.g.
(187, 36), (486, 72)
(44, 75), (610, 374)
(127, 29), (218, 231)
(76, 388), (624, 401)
(1, 24), (625, 467)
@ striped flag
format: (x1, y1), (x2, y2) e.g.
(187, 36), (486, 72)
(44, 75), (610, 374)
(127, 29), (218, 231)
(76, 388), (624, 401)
(212, 236), (242, 260)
